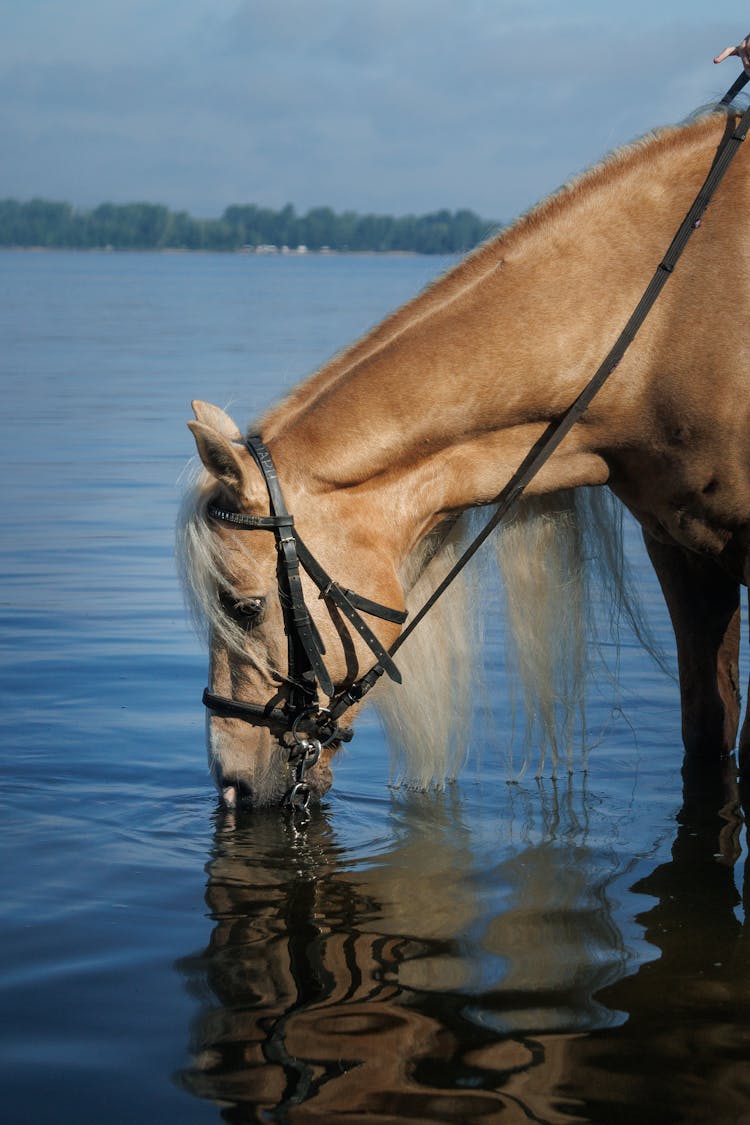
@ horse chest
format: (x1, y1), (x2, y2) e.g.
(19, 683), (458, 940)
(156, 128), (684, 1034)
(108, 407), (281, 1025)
(607, 437), (750, 567)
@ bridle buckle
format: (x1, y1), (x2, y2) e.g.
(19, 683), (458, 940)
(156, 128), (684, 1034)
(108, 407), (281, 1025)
(284, 733), (322, 816)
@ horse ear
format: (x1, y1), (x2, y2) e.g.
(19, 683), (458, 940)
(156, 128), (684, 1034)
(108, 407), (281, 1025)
(187, 420), (262, 503)
(191, 400), (243, 442)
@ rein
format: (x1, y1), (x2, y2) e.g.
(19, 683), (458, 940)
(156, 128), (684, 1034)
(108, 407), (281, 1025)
(204, 76), (750, 805)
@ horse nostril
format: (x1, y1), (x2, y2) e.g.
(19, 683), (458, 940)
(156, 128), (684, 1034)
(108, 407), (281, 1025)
(221, 777), (254, 809)
(221, 784), (238, 808)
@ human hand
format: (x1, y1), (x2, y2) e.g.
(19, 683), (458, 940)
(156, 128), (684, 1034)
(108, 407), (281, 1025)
(714, 35), (750, 74)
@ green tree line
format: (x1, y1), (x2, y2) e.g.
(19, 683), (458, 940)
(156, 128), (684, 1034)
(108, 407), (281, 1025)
(0, 198), (499, 254)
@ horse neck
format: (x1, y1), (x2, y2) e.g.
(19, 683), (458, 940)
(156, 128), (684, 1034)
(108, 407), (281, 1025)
(265, 113), (734, 564)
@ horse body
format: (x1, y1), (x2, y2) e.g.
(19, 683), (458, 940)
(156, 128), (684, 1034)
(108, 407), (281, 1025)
(181, 110), (750, 806)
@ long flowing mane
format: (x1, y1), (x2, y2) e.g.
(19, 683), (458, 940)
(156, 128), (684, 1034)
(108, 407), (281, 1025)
(178, 112), (722, 786)
(373, 487), (653, 785)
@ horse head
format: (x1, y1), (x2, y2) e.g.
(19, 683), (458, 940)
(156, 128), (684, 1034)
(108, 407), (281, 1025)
(181, 400), (406, 809)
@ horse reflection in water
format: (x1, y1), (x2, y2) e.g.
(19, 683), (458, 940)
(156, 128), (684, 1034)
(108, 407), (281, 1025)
(177, 784), (636, 1122)
(176, 766), (750, 1121)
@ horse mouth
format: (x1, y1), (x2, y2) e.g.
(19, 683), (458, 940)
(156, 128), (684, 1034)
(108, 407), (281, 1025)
(218, 751), (335, 810)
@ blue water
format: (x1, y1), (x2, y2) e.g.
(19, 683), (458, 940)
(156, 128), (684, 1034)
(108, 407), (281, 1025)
(1, 250), (748, 1124)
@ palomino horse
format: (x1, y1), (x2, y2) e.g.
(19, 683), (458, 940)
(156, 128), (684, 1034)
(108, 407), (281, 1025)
(179, 106), (750, 808)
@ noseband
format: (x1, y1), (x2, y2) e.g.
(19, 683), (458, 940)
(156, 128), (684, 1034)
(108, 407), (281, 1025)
(202, 434), (407, 807)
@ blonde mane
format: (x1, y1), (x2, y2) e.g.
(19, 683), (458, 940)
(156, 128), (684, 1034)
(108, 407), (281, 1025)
(373, 487), (653, 786)
(177, 469), (273, 676)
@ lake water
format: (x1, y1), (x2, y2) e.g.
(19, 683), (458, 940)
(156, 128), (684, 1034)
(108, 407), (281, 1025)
(2, 249), (749, 1124)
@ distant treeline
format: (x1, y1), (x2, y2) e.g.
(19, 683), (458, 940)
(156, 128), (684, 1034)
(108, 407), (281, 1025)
(0, 198), (500, 254)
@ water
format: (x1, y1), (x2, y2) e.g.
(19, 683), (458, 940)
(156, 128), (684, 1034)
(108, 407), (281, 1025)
(1, 249), (748, 1124)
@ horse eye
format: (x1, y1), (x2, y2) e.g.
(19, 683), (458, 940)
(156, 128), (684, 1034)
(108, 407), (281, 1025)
(220, 592), (265, 622)
(235, 597), (265, 620)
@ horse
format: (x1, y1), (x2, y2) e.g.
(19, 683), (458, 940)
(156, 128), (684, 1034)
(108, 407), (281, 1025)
(178, 105), (750, 809)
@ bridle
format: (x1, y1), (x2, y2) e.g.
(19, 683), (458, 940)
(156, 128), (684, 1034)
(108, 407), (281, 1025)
(203, 434), (407, 808)
(202, 76), (750, 809)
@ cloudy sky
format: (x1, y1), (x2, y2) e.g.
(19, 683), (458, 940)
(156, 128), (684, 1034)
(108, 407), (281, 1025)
(1, 1), (746, 222)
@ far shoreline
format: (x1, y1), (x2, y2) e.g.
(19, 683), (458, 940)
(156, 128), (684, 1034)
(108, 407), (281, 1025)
(0, 245), (456, 257)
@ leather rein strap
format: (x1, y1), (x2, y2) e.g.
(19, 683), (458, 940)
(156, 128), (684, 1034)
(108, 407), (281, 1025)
(205, 75), (750, 741)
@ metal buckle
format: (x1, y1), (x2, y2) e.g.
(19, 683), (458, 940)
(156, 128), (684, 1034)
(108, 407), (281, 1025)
(289, 737), (322, 770)
(286, 780), (313, 812)
(284, 729), (322, 818)
(291, 706), (339, 749)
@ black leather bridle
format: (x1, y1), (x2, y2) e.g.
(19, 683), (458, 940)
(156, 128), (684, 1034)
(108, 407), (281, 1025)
(202, 77), (750, 807)
(203, 434), (407, 806)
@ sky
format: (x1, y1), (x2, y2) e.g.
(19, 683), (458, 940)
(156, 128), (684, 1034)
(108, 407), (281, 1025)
(1, 1), (747, 223)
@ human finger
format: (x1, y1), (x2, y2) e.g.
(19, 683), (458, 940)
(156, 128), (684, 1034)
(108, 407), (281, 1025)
(714, 44), (739, 64)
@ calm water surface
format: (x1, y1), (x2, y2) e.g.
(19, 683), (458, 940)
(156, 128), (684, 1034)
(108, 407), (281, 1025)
(1, 250), (749, 1124)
